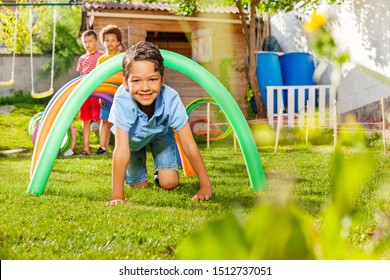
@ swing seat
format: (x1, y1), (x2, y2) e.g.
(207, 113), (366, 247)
(31, 88), (54, 99)
(0, 80), (15, 87)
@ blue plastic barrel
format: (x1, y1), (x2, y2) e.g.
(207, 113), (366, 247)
(255, 51), (284, 114)
(279, 52), (316, 112)
(279, 52), (316, 85)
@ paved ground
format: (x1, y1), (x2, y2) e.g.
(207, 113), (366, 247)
(0, 105), (15, 115)
(0, 148), (27, 155)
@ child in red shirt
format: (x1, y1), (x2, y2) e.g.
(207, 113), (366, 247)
(76, 30), (103, 155)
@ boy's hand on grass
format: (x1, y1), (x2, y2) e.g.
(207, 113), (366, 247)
(191, 187), (212, 202)
(106, 199), (130, 206)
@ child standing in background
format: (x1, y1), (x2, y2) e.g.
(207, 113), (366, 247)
(77, 30), (103, 155)
(95, 25), (123, 155)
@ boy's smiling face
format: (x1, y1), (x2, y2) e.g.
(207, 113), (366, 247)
(124, 60), (164, 112)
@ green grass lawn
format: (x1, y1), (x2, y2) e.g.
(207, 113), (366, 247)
(0, 101), (389, 260)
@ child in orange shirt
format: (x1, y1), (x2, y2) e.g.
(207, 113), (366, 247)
(95, 25), (123, 155)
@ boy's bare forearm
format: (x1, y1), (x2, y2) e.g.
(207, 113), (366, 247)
(184, 146), (212, 188)
(177, 124), (212, 201)
(111, 150), (129, 200)
(109, 127), (130, 203)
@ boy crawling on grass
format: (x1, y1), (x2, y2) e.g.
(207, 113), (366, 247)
(106, 41), (212, 206)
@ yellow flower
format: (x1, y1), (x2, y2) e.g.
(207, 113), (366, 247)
(304, 11), (327, 32)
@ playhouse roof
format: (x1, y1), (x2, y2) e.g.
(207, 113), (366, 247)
(83, 1), (242, 14)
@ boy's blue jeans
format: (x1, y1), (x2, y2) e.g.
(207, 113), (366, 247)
(125, 130), (179, 185)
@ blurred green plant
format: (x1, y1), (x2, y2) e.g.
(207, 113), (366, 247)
(177, 203), (320, 259)
(176, 120), (387, 259)
(218, 57), (234, 93)
(304, 11), (349, 88)
(250, 123), (275, 147)
(304, 10), (390, 87)
(245, 86), (257, 119)
(321, 120), (376, 259)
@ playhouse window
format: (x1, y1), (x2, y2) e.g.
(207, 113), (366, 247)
(192, 29), (212, 63)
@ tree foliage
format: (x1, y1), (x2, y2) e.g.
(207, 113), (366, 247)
(33, 6), (84, 79)
(257, 0), (345, 15)
(0, 5), (29, 54)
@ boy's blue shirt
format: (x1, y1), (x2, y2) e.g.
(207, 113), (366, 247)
(109, 84), (188, 151)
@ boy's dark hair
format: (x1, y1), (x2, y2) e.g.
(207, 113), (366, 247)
(122, 41), (164, 81)
(99, 24), (122, 44)
(82, 30), (98, 41)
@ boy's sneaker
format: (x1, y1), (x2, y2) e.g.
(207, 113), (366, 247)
(95, 147), (108, 155)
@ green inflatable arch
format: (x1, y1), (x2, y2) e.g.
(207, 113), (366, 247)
(27, 50), (267, 196)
